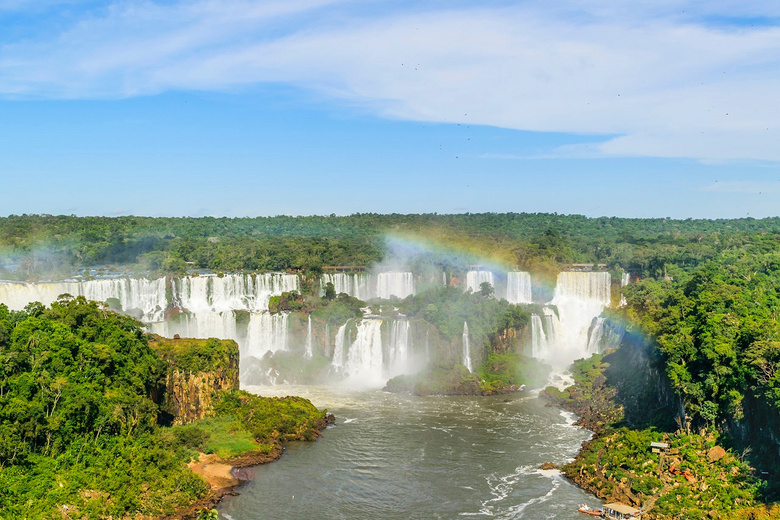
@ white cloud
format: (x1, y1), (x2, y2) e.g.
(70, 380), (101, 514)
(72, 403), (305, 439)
(702, 181), (780, 193)
(1, 1), (779, 162)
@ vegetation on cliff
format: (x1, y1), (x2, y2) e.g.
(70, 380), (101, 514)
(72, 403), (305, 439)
(564, 426), (761, 519)
(385, 353), (549, 396)
(476, 352), (550, 392)
(622, 243), (780, 433)
(150, 335), (240, 426)
(384, 361), (483, 395)
(150, 336), (238, 376)
(397, 284), (532, 355)
(0, 297), (329, 519)
(548, 353), (769, 519)
(541, 354), (624, 432)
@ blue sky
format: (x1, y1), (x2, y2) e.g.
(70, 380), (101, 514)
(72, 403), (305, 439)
(1, 0), (779, 218)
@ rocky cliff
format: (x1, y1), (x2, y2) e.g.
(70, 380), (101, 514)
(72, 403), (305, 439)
(149, 335), (240, 426)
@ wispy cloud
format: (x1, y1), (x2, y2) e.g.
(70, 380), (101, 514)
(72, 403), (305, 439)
(1, 0), (779, 162)
(702, 181), (780, 193)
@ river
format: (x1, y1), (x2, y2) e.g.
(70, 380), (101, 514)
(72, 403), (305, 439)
(218, 385), (600, 520)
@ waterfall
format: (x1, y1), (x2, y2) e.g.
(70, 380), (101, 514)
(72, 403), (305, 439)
(331, 323), (349, 370)
(0, 278), (168, 321)
(462, 322), (473, 372)
(620, 272), (631, 307)
(586, 317), (606, 354)
(545, 271), (611, 366)
(0, 272), (299, 316)
(321, 273), (371, 301)
(320, 272), (415, 300)
(329, 318), (415, 384)
(388, 320), (411, 373)
(154, 310), (241, 344)
(173, 273), (299, 312)
(587, 317), (624, 354)
(304, 315), (313, 359)
(344, 319), (385, 384)
(506, 271), (532, 304)
(531, 315), (546, 358)
(466, 270), (494, 294)
(531, 308), (564, 360)
(374, 272), (415, 299)
(244, 312), (289, 359)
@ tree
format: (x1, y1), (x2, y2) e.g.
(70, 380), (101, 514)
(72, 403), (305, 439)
(324, 282), (336, 301)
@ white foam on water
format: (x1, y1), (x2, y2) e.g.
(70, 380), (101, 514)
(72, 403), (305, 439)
(559, 410), (578, 427)
(504, 478), (560, 518)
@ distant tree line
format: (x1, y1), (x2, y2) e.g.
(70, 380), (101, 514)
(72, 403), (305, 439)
(3, 213), (780, 280)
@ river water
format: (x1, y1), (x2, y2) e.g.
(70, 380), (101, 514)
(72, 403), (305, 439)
(218, 386), (599, 520)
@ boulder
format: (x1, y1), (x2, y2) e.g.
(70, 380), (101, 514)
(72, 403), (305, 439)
(707, 446), (726, 462)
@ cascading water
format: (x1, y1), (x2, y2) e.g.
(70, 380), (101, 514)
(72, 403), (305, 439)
(321, 273), (371, 301)
(331, 323), (349, 371)
(586, 317), (607, 354)
(544, 271), (611, 367)
(531, 315), (547, 358)
(620, 272), (631, 307)
(173, 273), (299, 312)
(304, 315), (313, 359)
(506, 271), (532, 304)
(329, 318), (416, 386)
(244, 312), (289, 359)
(587, 317), (624, 353)
(320, 272), (415, 300)
(344, 319), (385, 385)
(0, 278), (168, 321)
(151, 310), (240, 345)
(462, 322), (473, 372)
(388, 320), (411, 373)
(375, 272), (415, 299)
(466, 270), (494, 294)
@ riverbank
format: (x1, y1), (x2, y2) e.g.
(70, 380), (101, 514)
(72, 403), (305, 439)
(542, 354), (765, 519)
(171, 411), (335, 520)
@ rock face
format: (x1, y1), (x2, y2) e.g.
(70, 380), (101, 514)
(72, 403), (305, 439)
(490, 326), (530, 355)
(149, 335), (240, 426)
(164, 366), (238, 425)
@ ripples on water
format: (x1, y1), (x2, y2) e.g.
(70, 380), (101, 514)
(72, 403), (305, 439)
(218, 386), (598, 520)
